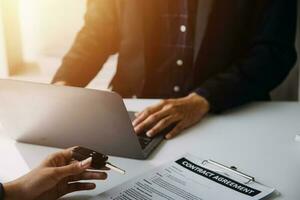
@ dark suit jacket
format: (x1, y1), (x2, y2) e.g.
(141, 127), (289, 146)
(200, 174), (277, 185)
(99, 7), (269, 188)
(53, 0), (297, 112)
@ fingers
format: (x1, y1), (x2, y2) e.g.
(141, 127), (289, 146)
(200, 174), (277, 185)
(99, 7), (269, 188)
(134, 112), (141, 117)
(134, 108), (172, 134)
(41, 147), (77, 168)
(55, 157), (92, 180)
(59, 147), (78, 161)
(66, 182), (96, 194)
(49, 147), (77, 162)
(165, 122), (185, 140)
(132, 101), (166, 127)
(145, 116), (180, 137)
(69, 171), (107, 182)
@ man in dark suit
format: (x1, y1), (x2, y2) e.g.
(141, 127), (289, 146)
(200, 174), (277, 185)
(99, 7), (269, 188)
(52, 0), (297, 139)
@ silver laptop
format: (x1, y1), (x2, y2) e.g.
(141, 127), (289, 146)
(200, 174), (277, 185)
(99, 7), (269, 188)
(0, 79), (173, 159)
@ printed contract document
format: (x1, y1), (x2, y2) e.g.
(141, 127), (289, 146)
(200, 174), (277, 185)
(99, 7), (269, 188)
(91, 154), (274, 200)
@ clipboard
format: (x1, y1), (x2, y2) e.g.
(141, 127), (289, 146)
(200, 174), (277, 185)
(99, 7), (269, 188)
(202, 159), (255, 184)
(200, 158), (278, 199)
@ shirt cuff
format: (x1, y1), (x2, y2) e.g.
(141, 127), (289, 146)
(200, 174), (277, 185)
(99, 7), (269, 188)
(193, 88), (219, 113)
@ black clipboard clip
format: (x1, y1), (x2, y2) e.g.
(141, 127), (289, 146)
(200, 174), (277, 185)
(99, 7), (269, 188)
(202, 159), (255, 184)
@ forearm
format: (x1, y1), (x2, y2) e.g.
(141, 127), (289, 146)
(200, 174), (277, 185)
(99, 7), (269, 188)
(52, 54), (109, 87)
(52, 0), (120, 86)
(52, 25), (117, 87)
(2, 181), (24, 200)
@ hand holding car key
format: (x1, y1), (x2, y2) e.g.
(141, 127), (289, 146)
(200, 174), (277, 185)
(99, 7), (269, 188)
(72, 146), (126, 174)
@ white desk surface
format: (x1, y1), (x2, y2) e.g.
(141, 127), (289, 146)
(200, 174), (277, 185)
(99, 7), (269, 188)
(0, 99), (300, 200)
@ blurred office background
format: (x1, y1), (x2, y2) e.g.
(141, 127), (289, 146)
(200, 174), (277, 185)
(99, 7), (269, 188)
(0, 0), (299, 100)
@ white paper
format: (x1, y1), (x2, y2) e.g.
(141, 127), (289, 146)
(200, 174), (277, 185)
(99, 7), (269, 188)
(90, 154), (274, 200)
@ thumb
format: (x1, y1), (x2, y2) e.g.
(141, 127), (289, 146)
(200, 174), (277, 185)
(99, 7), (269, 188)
(56, 157), (92, 180)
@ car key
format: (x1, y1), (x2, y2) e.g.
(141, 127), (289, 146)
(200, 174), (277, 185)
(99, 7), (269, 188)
(72, 146), (125, 175)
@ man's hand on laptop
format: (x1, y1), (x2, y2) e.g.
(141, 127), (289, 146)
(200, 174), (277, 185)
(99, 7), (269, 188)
(133, 93), (210, 139)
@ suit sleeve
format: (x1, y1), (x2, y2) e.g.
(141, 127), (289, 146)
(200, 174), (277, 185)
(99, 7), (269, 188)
(195, 0), (298, 113)
(52, 0), (120, 87)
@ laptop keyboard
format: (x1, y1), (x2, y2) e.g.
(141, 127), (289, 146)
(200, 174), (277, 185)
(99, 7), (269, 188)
(128, 111), (153, 149)
(138, 134), (153, 149)
(128, 111), (174, 150)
